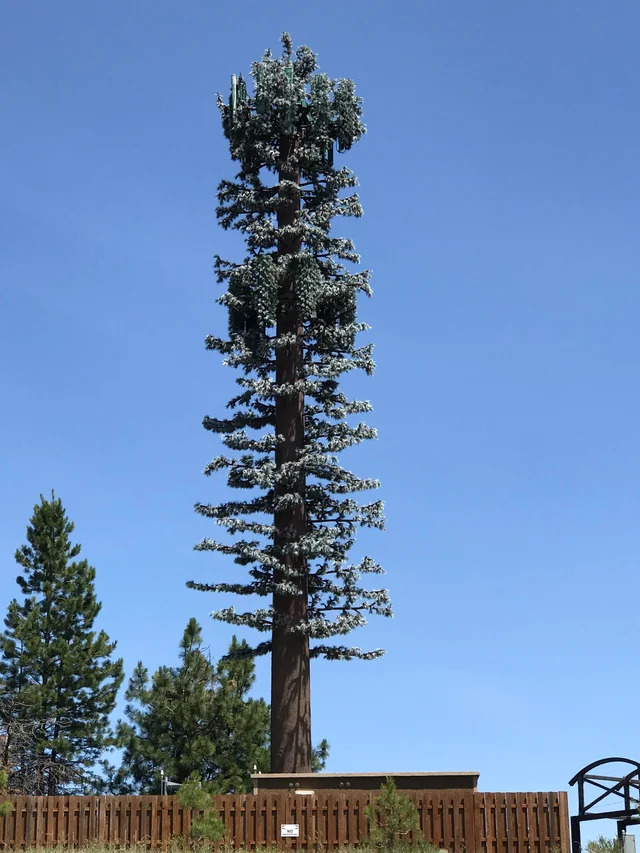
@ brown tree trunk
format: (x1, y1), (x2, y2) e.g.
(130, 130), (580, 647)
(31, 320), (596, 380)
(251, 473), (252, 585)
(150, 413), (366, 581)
(270, 134), (312, 773)
(47, 720), (59, 796)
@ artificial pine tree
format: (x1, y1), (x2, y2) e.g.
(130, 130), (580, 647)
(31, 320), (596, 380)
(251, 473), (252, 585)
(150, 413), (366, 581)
(113, 620), (270, 793)
(0, 493), (123, 793)
(188, 34), (391, 773)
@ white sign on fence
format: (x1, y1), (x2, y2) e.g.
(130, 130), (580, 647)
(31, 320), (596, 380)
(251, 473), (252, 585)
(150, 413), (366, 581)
(280, 824), (300, 838)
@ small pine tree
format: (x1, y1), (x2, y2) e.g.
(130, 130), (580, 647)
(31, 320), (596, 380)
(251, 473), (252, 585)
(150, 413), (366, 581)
(189, 32), (392, 775)
(178, 773), (226, 843)
(365, 777), (420, 850)
(0, 492), (123, 793)
(0, 770), (11, 817)
(113, 620), (269, 793)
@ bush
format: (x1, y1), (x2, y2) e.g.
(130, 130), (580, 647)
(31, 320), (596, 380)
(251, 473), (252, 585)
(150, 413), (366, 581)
(178, 774), (225, 844)
(0, 769), (11, 817)
(587, 838), (623, 853)
(365, 777), (421, 850)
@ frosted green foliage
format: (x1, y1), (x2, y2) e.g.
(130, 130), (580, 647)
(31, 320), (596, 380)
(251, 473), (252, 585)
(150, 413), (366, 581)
(189, 34), (391, 661)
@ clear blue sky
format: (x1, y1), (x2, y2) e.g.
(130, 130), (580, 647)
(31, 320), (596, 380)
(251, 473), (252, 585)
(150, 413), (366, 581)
(2, 0), (639, 829)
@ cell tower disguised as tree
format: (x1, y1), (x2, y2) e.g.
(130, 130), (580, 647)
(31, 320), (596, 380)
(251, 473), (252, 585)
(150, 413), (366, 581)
(189, 34), (391, 773)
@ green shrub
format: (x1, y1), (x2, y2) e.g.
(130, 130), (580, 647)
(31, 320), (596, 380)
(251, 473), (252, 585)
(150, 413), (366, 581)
(178, 774), (225, 844)
(365, 777), (421, 850)
(0, 769), (11, 818)
(586, 838), (623, 853)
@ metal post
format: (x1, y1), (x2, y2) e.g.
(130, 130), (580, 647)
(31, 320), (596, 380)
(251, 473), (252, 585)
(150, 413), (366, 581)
(571, 816), (582, 853)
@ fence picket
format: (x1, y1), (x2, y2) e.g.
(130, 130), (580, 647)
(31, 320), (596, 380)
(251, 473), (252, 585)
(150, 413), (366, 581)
(540, 792), (550, 853)
(559, 792), (570, 853)
(317, 794), (327, 848)
(25, 796), (34, 848)
(58, 797), (67, 847)
(548, 792), (557, 853)
(15, 796), (25, 850)
(496, 793), (506, 853)
(453, 792), (466, 852)
(438, 792), (447, 849)
(462, 791), (475, 852)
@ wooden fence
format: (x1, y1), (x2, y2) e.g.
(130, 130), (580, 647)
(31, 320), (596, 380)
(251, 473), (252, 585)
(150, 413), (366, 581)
(0, 791), (570, 852)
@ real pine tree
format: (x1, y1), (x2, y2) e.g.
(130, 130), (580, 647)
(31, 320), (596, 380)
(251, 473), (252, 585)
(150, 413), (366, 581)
(113, 619), (270, 793)
(365, 777), (420, 849)
(0, 492), (123, 793)
(188, 34), (391, 773)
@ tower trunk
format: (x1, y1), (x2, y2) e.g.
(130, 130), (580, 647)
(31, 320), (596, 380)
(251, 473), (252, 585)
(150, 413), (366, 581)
(270, 133), (312, 773)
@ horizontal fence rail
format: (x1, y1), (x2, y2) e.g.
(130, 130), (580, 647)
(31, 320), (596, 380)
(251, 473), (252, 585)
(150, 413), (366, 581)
(0, 791), (570, 851)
